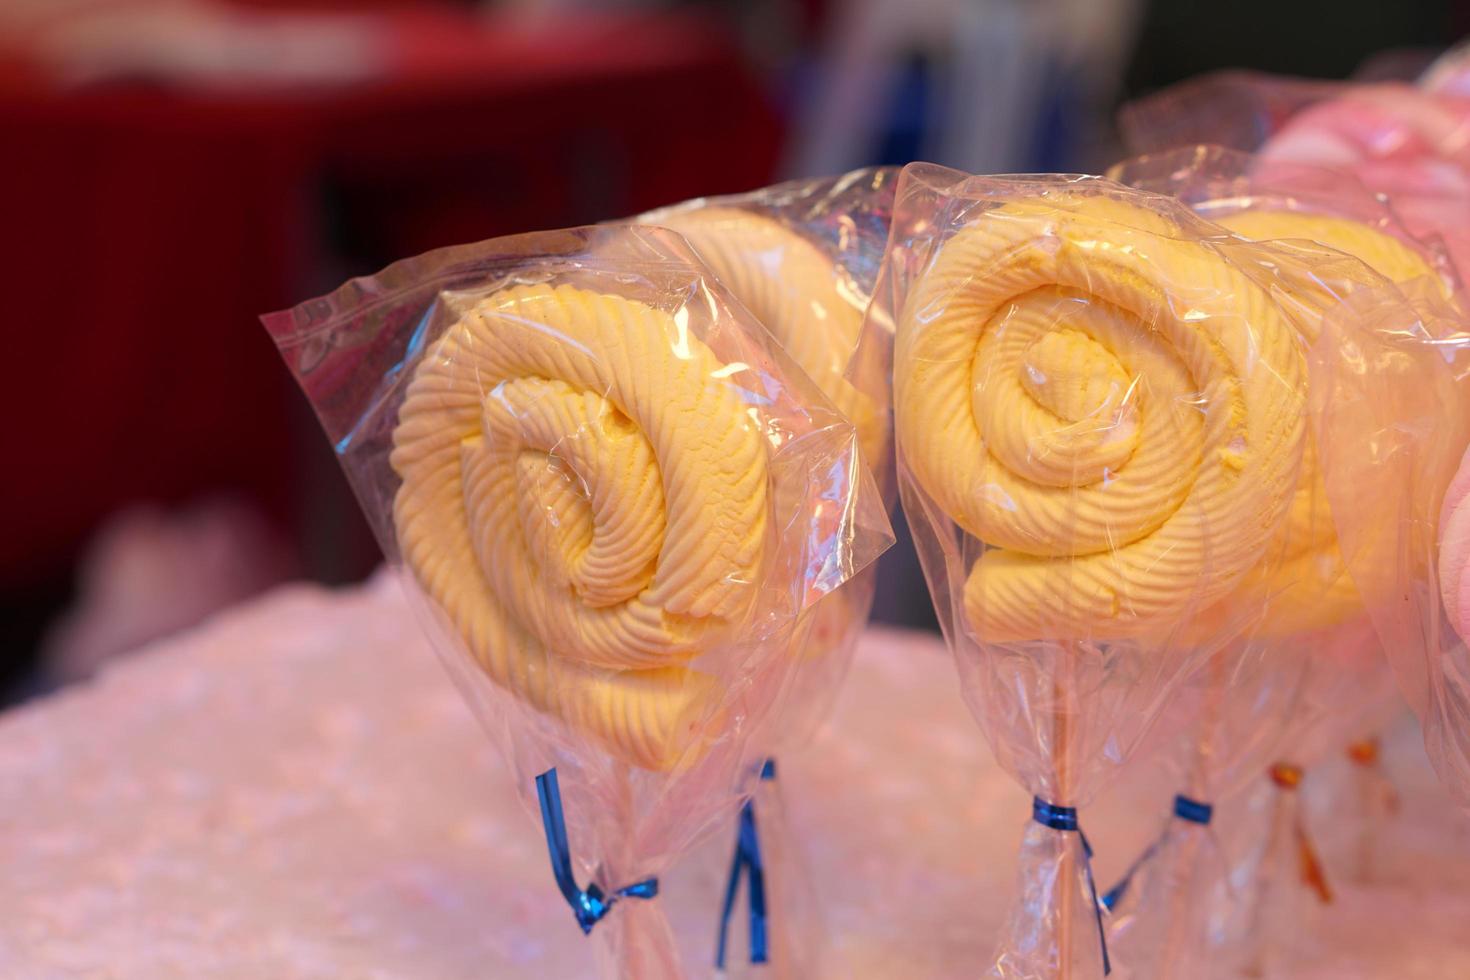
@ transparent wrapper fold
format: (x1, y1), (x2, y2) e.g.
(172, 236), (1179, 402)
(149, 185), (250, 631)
(635, 166), (899, 752)
(872, 162), (1434, 977)
(1097, 144), (1462, 974)
(1120, 143), (1470, 810)
(631, 168), (899, 976)
(262, 223), (893, 976)
(1308, 259), (1470, 808)
(1121, 72), (1470, 278)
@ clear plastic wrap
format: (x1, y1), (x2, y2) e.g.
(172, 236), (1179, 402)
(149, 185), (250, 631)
(1313, 259), (1470, 817)
(1121, 73), (1470, 277)
(1124, 69), (1470, 813)
(1100, 144), (1464, 976)
(1421, 40), (1470, 98)
(1121, 72), (1470, 166)
(634, 167), (898, 977)
(1119, 70), (1342, 157)
(1163, 143), (1470, 812)
(872, 162), (1391, 978)
(261, 224), (893, 979)
(1235, 290), (1470, 963)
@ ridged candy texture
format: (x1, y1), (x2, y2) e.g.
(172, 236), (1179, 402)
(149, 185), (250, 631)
(391, 283), (770, 770)
(1206, 208), (1447, 636)
(1216, 210), (1451, 303)
(651, 205), (888, 673)
(652, 206), (886, 469)
(895, 194), (1307, 644)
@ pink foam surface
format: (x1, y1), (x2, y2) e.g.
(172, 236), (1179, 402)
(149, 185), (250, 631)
(2, 573), (1467, 977)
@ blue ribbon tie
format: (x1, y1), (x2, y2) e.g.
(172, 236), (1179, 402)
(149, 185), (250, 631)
(715, 759), (777, 969)
(534, 768), (658, 934)
(1101, 794), (1213, 912)
(1032, 797), (1112, 976)
(1171, 794), (1213, 826)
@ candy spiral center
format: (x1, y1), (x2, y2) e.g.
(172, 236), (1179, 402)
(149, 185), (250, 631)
(895, 195), (1306, 643)
(392, 282), (770, 768)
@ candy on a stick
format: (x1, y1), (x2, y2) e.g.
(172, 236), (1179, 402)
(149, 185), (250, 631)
(1101, 147), (1461, 976)
(1119, 60), (1470, 811)
(1113, 148), (1460, 643)
(263, 225), (891, 979)
(881, 166), (1315, 979)
(1207, 207), (1446, 635)
(636, 170), (897, 976)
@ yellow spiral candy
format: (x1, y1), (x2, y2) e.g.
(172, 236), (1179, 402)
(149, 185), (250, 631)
(1216, 210), (1450, 303)
(1202, 208), (1446, 635)
(652, 206), (886, 469)
(896, 194), (1307, 644)
(651, 205), (891, 675)
(392, 283), (770, 770)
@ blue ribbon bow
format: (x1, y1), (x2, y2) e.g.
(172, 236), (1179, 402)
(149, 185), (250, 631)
(1100, 794), (1213, 912)
(534, 768), (659, 934)
(1032, 797), (1112, 976)
(715, 759), (777, 969)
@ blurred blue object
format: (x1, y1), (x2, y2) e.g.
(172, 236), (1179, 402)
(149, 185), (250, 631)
(784, 0), (1142, 176)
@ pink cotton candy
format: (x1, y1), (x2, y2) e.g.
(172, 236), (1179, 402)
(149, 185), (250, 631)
(1438, 445), (1470, 644)
(1260, 85), (1470, 276)
(1265, 85), (1470, 164)
(1422, 43), (1470, 100)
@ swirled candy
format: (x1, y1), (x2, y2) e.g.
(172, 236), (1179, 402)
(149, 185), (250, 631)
(392, 283), (770, 770)
(1201, 207), (1449, 635)
(651, 206), (886, 469)
(648, 203), (891, 687)
(895, 193), (1307, 644)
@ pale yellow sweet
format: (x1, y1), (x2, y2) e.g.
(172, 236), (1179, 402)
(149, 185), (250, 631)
(895, 194), (1307, 644)
(1216, 210), (1450, 301)
(651, 206), (887, 470)
(1202, 208), (1444, 636)
(391, 282), (770, 770)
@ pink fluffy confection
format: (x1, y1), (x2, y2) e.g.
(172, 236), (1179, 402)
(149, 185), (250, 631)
(1439, 445), (1470, 645)
(1422, 44), (1470, 100)
(1262, 84), (1470, 271)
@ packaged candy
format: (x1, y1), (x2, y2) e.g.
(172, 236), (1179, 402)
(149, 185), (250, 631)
(1122, 72), (1470, 277)
(1314, 238), (1470, 816)
(262, 223), (892, 978)
(1101, 145), (1461, 975)
(1124, 71), (1470, 810)
(635, 167), (898, 976)
(1119, 70), (1340, 157)
(873, 162), (1372, 977)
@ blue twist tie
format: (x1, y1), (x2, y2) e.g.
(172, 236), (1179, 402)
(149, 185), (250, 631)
(715, 759), (777, 969)
(534, 768), (658, 934)
(1032, 797), (1111, 976)
(1172, 794), (1213, 826)
(1101, 794), (1213, 912)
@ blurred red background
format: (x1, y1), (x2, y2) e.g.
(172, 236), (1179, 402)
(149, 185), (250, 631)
(0, 0), (782, 694)
(1, 0), (1458, 699)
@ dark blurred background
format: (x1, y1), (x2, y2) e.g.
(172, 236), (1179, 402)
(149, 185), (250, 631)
(1, 0), (1465, 702)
